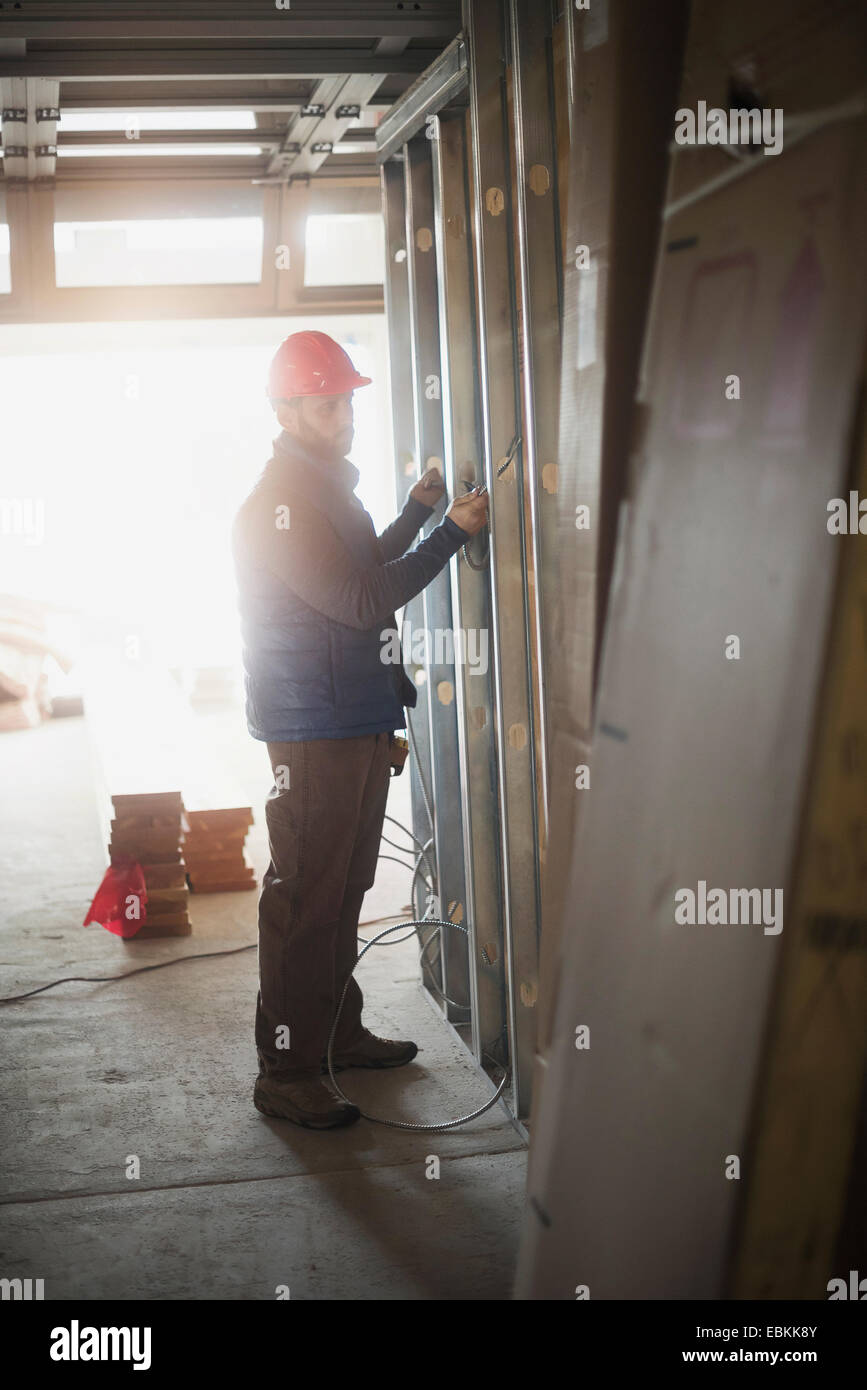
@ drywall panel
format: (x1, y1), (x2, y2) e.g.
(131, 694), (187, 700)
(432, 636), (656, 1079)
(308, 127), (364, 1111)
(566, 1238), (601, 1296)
(534, 0), (688, 1056)
(730, 358), (867, 1298)
(516, 112), (867, 1298)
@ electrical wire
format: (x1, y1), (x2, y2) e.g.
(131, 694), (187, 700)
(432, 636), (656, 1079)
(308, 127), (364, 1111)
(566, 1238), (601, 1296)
(380, 831), (421, 859)
(418, 928), (472, 1012)
(401, 834), (462, 1001)
(359, 912), (412, 928)
(383, 814), (436, 888)
(326, 917), (509, 1132)
(366, 836), (436, 946)
(0, 943), (258, 1003)
(398, 696), (478, 1011)
(402, 835), (467, 1007)
(1, 811), (466, 1028)
(383, 813), (429, 860)
(377, 851), (431, 884)
(405, 711), (435, 834)
(411, 837), (437, 918)
(399, 707), (451, 997)
(1, 909), (508, 1129)
(461, 434), (520, 570)
(385, 774), (448, 991)
(0, 817), (438, 999)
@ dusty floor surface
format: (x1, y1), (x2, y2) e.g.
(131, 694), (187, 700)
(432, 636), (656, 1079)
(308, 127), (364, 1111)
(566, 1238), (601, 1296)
(0, 707), (526, 1300)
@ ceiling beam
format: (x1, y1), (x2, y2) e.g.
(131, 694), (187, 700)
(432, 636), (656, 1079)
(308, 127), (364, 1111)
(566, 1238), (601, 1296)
(268, 72), (386, 180)
(56, 80), (318, 111)
(0, 75), (59, 179)
(51, 159), (276, 182)
(266, 36), (404, 180)
(264, 73), (345, 180)
(0, 19), (458, 41)
(0, 50), (434, 81)
(376, 34), (468, 163)
(59, 93), (309, 112)
(53, 128), (286, 149)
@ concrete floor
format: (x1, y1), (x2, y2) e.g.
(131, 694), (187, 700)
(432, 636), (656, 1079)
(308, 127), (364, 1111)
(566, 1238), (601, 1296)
(0, 709), (527, 1300)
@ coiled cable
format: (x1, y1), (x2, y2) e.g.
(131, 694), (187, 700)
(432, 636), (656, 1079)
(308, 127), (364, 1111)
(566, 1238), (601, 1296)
(326, 916), (509, 1131)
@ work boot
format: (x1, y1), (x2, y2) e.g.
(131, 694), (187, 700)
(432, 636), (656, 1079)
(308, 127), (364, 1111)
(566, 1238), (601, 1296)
(254, 1072), (361, 1129)
(321, 1030), (419, 1073)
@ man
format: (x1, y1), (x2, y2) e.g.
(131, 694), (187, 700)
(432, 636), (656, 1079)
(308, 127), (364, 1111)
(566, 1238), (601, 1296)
(232, 330), (488, 1130)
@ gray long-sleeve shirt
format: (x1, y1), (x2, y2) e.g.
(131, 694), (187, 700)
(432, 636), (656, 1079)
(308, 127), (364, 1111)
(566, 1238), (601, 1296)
(235, 441), (467, 633)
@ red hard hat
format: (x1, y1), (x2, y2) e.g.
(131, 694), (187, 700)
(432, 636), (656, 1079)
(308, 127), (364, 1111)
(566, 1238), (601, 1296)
(267, 330), (372, 400)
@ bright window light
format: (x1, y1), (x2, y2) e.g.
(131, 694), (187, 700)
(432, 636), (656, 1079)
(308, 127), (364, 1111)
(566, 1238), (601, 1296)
(304, 214), (385, 287)
(0, 317), (392, 672)
(0, 223), (10, 294)
(58, 143), (263, 158)
(53, 217), (264, 287)
(57, 109), (258, 131)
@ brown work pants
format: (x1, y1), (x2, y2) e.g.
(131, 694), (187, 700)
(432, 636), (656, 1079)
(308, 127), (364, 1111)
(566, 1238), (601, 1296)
(255, 731), (392, 1078)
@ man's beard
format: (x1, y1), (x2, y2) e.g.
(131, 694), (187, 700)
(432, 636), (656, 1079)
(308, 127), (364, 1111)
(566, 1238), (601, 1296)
(321, 435), (353, 462)
(300, 422), (352, 462)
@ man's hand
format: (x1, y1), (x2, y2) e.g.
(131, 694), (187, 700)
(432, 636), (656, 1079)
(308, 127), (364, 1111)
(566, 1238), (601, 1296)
(446, 487), (489, 537)
(410, 467), (446, 506)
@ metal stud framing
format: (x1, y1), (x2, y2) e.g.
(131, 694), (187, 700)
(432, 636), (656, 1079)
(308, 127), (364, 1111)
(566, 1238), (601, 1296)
(375, 35), (468, 163)
(507, 0), (563, 839)
(431, 110), (507, 1069)
(380, 156), (438, 937)
(404, 134), (471, 1021)
(378, 4), (552, 1117)
(464, 0), (543, 1117)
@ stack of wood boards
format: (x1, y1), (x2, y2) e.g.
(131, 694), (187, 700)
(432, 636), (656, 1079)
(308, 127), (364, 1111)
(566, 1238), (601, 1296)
(183, 808), (255, 893)
(110, 791), (191, 938)
(180, 811), (252, 895)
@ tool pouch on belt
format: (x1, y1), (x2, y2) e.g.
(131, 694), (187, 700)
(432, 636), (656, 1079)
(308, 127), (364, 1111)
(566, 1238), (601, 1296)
(388, 733), (410, 777)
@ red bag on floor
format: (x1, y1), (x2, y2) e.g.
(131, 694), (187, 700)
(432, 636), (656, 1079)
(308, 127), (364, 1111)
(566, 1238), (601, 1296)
(83, 859), (147, 939)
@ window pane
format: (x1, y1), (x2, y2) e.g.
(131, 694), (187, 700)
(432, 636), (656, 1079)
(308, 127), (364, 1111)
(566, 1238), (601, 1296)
(304, 214), (385, 287)
(0, 224), (10, 294)
(53, 216), (264, 287)
(57, 109), (257, 132)
(58, 144), (263, 159)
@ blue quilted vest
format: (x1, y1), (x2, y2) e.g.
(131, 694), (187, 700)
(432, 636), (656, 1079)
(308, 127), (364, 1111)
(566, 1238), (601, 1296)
(233, 433), (417, 742)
